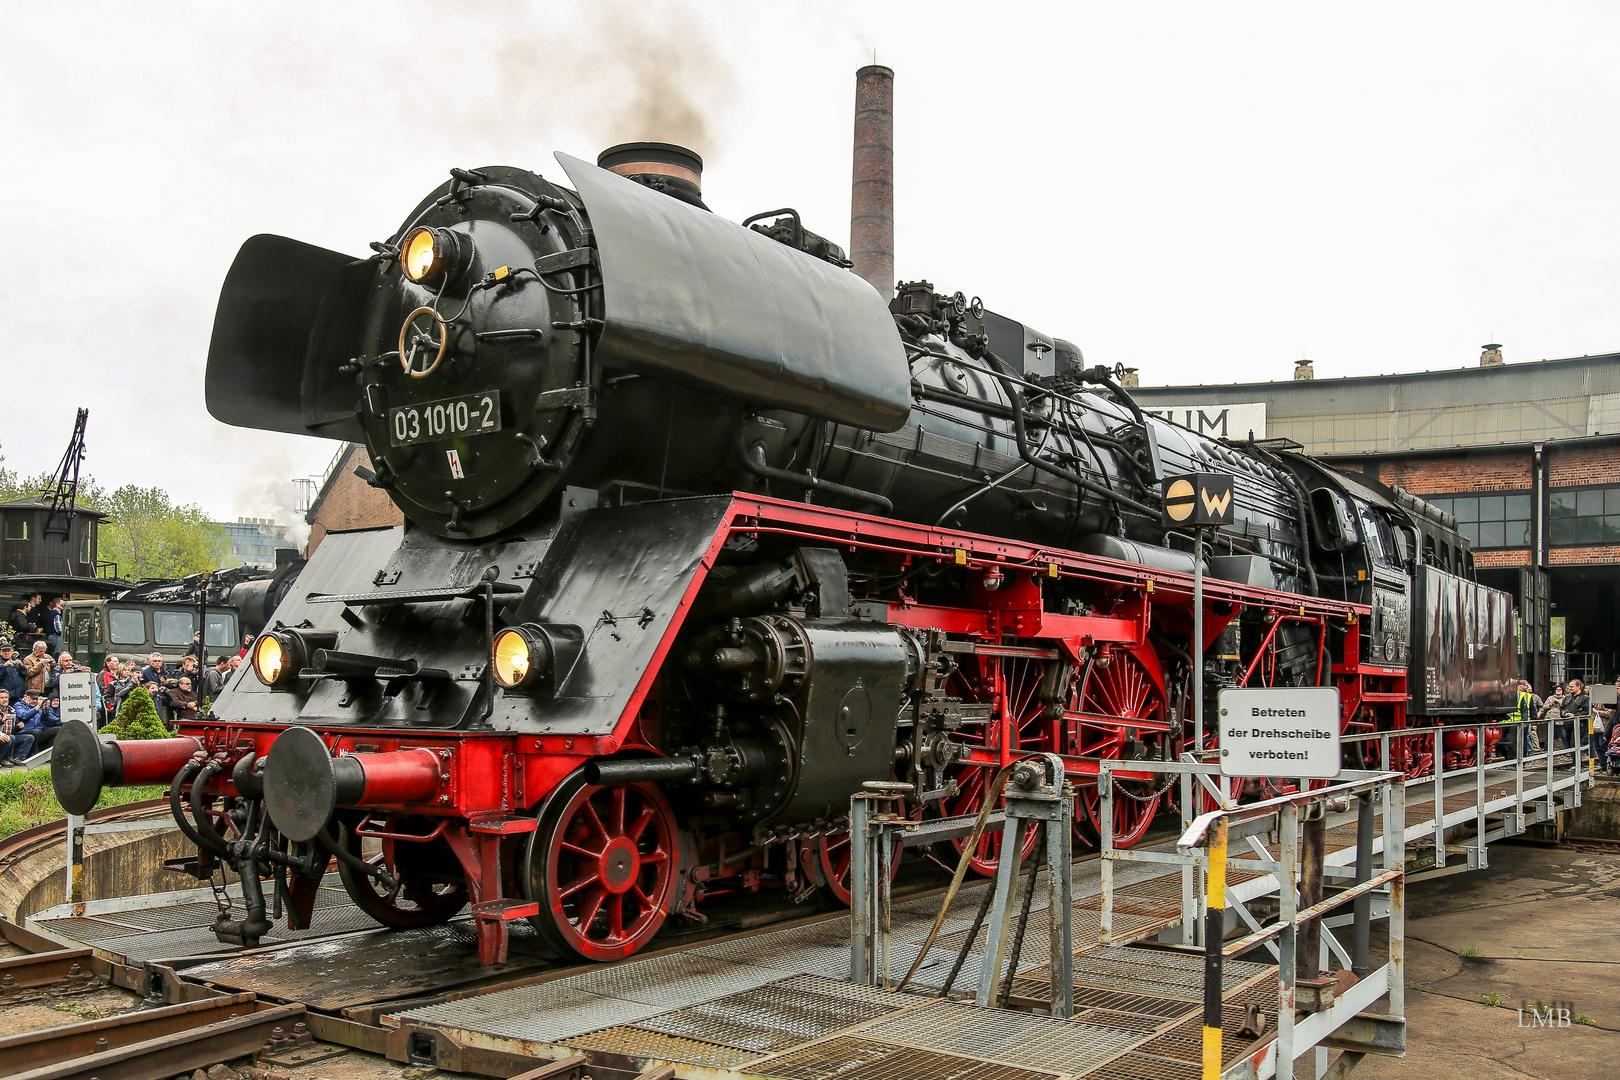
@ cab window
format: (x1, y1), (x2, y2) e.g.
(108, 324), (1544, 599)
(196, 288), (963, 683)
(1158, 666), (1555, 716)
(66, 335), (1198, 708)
(153, 610), (195, 646)
(1356, 504), (1388, 566)
(205, 613), (235, 648)
(108, 608), (146, 645)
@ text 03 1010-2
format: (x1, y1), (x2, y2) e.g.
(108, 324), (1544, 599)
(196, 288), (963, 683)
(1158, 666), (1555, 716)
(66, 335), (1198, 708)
(389, 391), (502, 446)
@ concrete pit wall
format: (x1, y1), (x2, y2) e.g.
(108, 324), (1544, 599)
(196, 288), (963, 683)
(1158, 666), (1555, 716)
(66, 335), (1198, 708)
(1572, 780), (1620, 840)
(1, 820), (230, 923)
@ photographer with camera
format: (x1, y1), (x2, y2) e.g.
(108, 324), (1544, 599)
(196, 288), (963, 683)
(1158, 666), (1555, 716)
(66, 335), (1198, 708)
(140, 652), (176, 721)
(21, 641), (53, 696)
(15, 690), (60, 752)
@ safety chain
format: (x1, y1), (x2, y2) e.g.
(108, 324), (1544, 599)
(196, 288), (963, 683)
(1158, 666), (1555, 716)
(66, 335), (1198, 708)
(208, 857), (232, 916)
(1110, 768), (1179, 802)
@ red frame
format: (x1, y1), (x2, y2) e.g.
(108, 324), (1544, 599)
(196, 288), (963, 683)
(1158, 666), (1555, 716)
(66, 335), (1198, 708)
(171, 494), (1393, 962)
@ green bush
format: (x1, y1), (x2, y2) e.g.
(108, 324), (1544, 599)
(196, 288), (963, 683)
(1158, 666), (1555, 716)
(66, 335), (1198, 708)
(108, 687), (169, 740)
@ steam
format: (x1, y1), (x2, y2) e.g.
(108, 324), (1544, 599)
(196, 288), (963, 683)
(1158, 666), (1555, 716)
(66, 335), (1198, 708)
(231, 474), (313, 556)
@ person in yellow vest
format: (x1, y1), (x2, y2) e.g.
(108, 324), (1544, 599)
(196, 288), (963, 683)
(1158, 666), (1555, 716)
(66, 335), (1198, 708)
(1513, 680), (1542, 756)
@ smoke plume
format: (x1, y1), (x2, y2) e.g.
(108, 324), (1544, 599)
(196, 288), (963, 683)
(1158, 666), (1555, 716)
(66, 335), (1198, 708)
(483, 2), (737, 161)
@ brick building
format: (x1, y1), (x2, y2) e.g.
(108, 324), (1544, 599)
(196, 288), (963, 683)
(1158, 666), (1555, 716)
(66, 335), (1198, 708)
(1133, 348), (1620, 689)
(304, 444), (403, 557)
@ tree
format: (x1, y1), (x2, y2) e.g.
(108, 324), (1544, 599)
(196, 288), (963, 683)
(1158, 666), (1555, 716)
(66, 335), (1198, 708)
(0, 463), (108, 513)
(0, 439), (226, 581)
(98, 486), (232, 581)
(108, 686), (169, 740)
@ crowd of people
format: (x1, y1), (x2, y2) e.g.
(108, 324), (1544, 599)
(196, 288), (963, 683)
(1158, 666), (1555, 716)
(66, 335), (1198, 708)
(6, 594), (64, 655)
(0, 639), (84, 765)
(97, 648), (244, 726)
(0, 628), (247, 765)
(1509, 676), (1620, 775)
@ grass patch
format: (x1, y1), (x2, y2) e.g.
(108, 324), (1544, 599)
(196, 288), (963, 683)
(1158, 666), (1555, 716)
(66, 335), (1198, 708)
(1460, 946), (1478, 958)
(0, 768), (165, 840)
(1481, 991), (1502, 1006)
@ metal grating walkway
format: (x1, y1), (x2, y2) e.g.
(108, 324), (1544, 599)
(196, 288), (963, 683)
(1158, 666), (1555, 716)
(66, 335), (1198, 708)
(384, 858), (1281, 1080)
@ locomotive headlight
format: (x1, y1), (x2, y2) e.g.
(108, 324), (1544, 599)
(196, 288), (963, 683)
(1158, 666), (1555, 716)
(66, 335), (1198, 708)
(252, 629), (333, 689)
(401, 228), (439, 282)
(492, 626), (548, 690)
(399, 226), (468, 286)
(252, 634), (288, 686)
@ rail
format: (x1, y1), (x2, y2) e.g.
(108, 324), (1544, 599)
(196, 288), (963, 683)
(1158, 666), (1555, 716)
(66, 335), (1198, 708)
(5, 1001), (306, 1080)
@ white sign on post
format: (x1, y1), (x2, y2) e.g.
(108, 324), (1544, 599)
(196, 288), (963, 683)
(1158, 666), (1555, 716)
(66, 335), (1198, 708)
(59, 671), (97, 729)
(1217, 687), (1341, 779)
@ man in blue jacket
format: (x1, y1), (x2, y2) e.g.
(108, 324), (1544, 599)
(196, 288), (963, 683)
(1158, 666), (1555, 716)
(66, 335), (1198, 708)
(15, 691), (61, 752)
(42, 598), (63, 655)
(0, 644), (25, 702)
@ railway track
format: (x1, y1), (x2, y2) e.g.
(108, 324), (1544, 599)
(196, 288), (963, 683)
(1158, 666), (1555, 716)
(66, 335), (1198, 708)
(0, 949), (106, 1004)
(0, 838), (1127, 1080)
(0, 995), (303, 1080)
(0, 860), (999, 1079)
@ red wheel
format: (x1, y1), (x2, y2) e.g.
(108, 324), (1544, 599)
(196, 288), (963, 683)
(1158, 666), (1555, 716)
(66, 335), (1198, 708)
(939, 655), (1048, 876)
(525, 775), (679, 961)
(814, 830), (901, 905)
(1072, 650), (1165, 849)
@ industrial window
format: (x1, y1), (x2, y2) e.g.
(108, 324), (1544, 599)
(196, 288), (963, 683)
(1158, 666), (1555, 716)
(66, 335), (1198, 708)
(2, 518), (25, 541)
(108, 608), (146, 645)
(1549, 486), (1620, 545)
(1426, 493), (1532, 549)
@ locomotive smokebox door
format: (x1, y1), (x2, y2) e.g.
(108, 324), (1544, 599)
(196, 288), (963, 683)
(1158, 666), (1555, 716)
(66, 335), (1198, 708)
(1163, 472), (1236, 528)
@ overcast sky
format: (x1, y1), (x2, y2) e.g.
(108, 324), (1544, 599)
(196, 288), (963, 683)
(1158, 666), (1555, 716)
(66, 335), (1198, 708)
(5, 2), (1619, 530)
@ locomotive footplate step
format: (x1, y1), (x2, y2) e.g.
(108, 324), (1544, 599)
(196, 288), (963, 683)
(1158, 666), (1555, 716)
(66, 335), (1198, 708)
(473, 899), (542, 920)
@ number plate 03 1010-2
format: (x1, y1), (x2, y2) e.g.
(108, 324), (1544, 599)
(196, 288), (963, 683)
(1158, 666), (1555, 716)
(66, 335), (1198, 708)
(389, 390), (502, 446)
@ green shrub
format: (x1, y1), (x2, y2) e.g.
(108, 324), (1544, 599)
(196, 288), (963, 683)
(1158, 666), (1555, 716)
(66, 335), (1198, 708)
(109, 687), (169, 740)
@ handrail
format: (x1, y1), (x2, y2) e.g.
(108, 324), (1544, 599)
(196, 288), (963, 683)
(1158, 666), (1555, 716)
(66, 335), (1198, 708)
(1221, 868), (1402, 956)
(1177, 770), (1402, 848)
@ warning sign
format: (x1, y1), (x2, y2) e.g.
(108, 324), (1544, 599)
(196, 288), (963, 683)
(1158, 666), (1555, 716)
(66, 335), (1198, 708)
(1217, 687), (1341, 779)
(59, 671), (97, 729)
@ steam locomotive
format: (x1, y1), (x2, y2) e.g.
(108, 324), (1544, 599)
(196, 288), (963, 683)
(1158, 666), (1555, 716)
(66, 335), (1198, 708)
(54, 142), (1514, 965)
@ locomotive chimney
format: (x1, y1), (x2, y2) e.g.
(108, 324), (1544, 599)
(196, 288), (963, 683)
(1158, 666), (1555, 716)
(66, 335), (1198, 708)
(1480, 343), (1504, 367)
(597, 142), (707, 209)
(850, 64), (895, 301)
(1294, 358), (1315, 381)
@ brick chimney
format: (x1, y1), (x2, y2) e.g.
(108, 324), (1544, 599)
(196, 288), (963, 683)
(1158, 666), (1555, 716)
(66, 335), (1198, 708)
(1294, 359), (1314, 381)
(1480, 343), (1504, 367)
(1121, 367), (1140, 388)
(850, 65), (895, 301)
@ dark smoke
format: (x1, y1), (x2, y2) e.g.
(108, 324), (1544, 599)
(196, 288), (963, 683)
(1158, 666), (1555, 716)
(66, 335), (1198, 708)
(484, 2), (736, 161)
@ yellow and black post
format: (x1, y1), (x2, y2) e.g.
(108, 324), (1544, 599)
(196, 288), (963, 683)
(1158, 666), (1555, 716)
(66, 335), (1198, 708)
(1202, 815), (1228, 1080)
